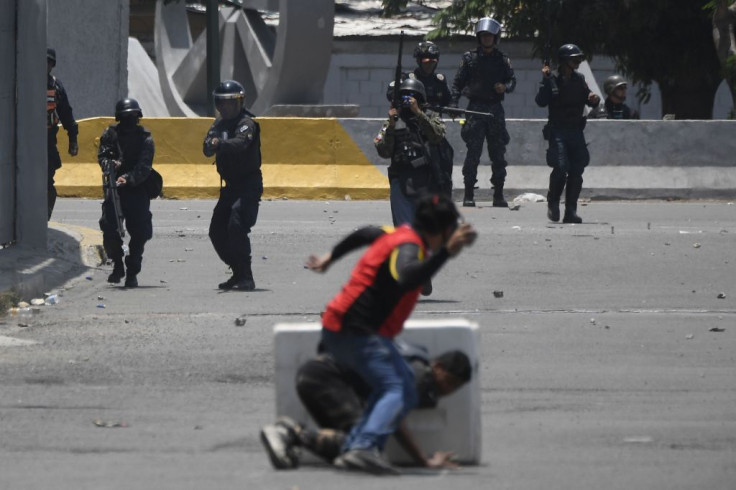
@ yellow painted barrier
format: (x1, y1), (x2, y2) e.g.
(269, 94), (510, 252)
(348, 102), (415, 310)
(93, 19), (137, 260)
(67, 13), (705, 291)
(55, 117), (389, 200)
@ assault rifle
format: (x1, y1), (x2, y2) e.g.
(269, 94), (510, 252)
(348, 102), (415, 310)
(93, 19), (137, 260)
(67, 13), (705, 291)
(102, 158), (125, 239)
(543, 0), (559, 95)
(391, 31), (405, 121)
(429, 106), (494, 119)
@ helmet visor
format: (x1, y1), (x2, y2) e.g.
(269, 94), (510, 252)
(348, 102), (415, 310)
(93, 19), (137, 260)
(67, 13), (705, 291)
(215, 98), (242, 119)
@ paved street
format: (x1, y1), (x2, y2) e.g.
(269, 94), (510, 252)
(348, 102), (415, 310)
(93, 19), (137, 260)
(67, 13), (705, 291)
(1, 197), (735, 490)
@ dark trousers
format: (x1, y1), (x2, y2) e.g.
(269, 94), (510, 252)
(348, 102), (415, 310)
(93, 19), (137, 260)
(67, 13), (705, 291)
(209, 186), (260, 272)
(99, 186), (152, 275)
(545, 127), (590, 208)
(47, 148), (62, 220)
(460, 102), (509, 188)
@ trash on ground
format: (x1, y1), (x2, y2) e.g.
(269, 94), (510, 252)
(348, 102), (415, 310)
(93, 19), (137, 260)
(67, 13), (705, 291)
(44, 294), (59, 305)
(30, 298), (45, 306)
(512, 193), (545, 203)
(93, 419), (128, 428)
(493, 290), (504, 298)
(623, 436), (653, 444)
(234, 317), (247, 327)
(685, 334), (694, 340)
(693, 243), (701, 248)
(717, 292), (726, 299)
(709, 327), (725, 333)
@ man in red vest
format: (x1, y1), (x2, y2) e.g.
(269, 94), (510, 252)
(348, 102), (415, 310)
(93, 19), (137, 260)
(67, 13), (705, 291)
(305, 193), (477, 474)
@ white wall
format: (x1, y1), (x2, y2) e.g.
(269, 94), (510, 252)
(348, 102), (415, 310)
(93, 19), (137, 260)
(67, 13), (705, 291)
(324, 40), (734, 120)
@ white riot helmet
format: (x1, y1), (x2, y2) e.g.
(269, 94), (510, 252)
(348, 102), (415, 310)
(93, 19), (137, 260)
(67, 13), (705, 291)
(475, 17), (502, 45)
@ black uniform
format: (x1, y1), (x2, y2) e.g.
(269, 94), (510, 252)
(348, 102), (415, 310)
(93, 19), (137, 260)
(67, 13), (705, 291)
(535, 70), (598, 220)
(98, 123), (155, 281)
(203, 109), (263, 286)
(47, 74), (77, 219)
(451, 47), (516, 196)
(588, 98), (640, 119)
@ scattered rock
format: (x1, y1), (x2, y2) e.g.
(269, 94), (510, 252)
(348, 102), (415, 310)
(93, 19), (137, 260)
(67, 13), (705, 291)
(709, 327), (725, 333)
(493, 290), (504, 298)
(234, 317), (247, 327)
(717, 292), (726, 299)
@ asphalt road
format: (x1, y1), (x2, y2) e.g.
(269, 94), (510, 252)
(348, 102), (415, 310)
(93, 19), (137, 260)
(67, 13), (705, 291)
(1, 197), (735, 490)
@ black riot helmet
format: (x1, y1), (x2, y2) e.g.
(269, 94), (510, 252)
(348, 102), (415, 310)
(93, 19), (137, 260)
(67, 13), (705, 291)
(558, 44), (584, 63)
(603, 74), (627, 96)
(475, 17), (502, 45)
(213, 80), (245, 120)
(115, 98), (143, 120)
(47, 48), (56, 67)
(399, 78), (427, 105)
(414, 41), (440, 63)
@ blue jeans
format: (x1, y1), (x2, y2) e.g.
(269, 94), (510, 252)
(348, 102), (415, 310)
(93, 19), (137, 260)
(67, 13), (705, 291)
(321, 329), (417, 451)
(389, 177), (415, 226)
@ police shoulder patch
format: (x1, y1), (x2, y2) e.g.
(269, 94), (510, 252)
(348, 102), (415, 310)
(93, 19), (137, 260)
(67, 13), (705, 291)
(408, 72), (417, 80)
(436, 73), (445, 81)
(237, 124), (250, 134)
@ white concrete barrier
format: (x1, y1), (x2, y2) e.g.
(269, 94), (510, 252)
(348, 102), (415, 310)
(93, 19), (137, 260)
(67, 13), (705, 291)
(273, 318), (482, 465)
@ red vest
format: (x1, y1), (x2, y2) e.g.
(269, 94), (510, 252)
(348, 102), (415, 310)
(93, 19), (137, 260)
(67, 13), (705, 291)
(322, 225), (425, 338)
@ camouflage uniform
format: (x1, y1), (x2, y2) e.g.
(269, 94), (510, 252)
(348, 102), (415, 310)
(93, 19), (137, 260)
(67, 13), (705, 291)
(588, 98), (640, 119)
(374, 109), (446, 226)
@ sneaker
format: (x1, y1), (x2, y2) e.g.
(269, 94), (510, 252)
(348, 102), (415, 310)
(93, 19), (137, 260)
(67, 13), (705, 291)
(260, 424), (299, 470)
(335, 448), (400, 475)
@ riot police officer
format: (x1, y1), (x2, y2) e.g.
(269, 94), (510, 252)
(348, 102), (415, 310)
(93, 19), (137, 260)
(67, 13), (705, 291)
(385, 41), (455, 197)
(374, 78), (445, 226)
(535, 44), (601, 224)
(589, 74), (640, 119)
(98, 98), (155, 287)
(450, 18), (516, 208)
(47, 47), (78, 220)
(203, 80), (263, 291)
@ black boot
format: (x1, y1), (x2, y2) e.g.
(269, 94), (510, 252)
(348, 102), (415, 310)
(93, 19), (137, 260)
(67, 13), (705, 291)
(107, 260), (125, 283)
(234, 261), (256, 291)
(547, 201), (560, 222)
(547, 171), (566, 222)
(563, 174), (583, 223)
(492, 185), (508, 208)
(124, 274), (138, 288)
(462, 186), (475, 207)
(563, 206), (583, 223)
(218, 270), (240, 290)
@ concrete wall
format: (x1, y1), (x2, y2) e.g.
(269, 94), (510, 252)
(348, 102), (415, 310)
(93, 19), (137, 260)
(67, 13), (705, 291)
(0, 0), (16, 244)
(324, 40), (735, 120)
(47, 0), (129, 119)
(55, 117), (736, 201)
